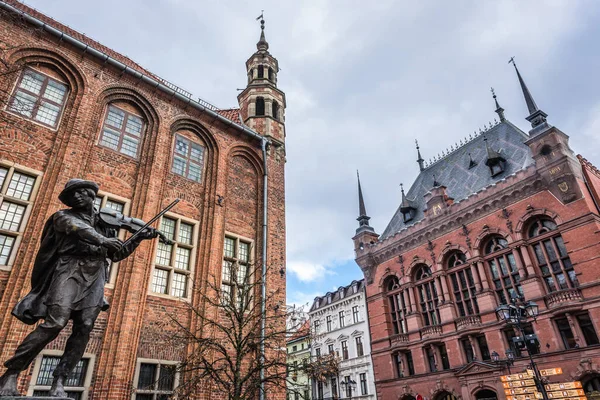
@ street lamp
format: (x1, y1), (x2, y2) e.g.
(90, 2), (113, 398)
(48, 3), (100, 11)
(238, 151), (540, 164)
(491, 349), (515, 374)
(495, 295), (549, 400)
(340, 377), (357, 399)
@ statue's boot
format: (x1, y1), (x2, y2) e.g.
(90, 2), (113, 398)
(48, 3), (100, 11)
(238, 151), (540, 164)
(49, 375), (67, 398)
(0, 369), (20, 396)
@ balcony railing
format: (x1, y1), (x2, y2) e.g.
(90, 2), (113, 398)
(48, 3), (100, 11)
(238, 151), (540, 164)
(390, 333), (409, 345)
(455, 315), (482, 330)
(544, 288), (583, 309)
(420, 324), (442, 339)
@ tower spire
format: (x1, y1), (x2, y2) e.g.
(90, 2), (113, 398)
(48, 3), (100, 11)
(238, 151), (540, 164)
(356, 171), (374, 234)
(416, 139), (425, 171)
(490, 87), (506, 122)
(509, 57), (549, 133)
(256, 11), (269, 52)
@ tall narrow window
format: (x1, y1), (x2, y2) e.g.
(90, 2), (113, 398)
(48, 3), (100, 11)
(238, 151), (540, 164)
(0, 166), (38, 267)
(31, 355), (91, 399)
(268, 67), (274, 81)
(255, 97), (265, 116)
(316, 381), (323, 400)
(339, 310), (345, 328)
(446, 251), (479, 316)
(414, 264), (440, 326)
(352, 305), (360, 323)
(326, 315), (332, 332)
(172, 135), (205, 183)
(328, 344), (334, 354)
(406, 351), (415, 375)
(556, 317), (577, 349)
(151, 216), (195, 298)
(272, 100), (279, 120)
(355, 336), (364, 357)
(99, 104), (145, 158)
(313, 320), (320, 335)
(257, 65), (264, 78)
(360, 373), (368, 395)
(394, 353), (403, 378)
(386, 276), (408, 334)
(461, 338), (475, 363)
(439, 343), (450, 370)
(341, 341), (349, 360)
(8, 68), (68, 128)
(134, 360), (177, 399)
(221, 235), (252, 306)
(477, 335), (491, 360)
(331, 377), (338, 398)
(483, 235), (522, 304)
(425, 346), (436, 372)
(527, 218), (577, 292)
(577, 313), (600, 346)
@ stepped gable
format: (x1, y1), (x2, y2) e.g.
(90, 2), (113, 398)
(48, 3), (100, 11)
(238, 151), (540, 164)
(381, 120), (534, 239)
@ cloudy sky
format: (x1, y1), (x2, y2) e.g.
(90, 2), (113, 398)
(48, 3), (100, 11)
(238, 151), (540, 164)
(25, 0), (600, 308)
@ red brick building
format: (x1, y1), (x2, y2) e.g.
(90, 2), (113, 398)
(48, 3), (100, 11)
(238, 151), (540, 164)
(0, 1), (286, 399)
(354, 65), (600, 399)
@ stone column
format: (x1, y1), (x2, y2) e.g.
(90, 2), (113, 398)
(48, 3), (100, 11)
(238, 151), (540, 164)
(469, 335), (482, 361)
(407, 285), (417, 311)
(470, 263), (482, 292)
(566, 313), (583, 348)
(476, 261), (490, 290)
(512, 247), (527, 279)
(520, 245), (536, 276)
(439, 275), (451, 301)
(433, 278), (444, 303)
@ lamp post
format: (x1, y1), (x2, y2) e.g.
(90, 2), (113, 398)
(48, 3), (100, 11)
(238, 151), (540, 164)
(495, 296), (548, 400)
(340, 377), (357, 399)
(491, 349), (515, 374)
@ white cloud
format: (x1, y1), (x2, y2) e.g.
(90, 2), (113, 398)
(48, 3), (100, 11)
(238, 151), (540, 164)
(287, 261), (335, 283)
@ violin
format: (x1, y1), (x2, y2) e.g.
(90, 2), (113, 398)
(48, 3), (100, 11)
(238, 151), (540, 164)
(98, 199), (180, 246)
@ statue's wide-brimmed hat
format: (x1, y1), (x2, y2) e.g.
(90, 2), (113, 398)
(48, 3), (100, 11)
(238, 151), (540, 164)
(58, 179), (99, 205)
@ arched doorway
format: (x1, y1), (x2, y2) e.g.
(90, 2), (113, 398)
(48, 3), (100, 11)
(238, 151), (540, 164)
(434, 391), (458, 400)
(582, 373), (600, 399)
(400, 395), (416, 400)
(475, 389), (498, 400)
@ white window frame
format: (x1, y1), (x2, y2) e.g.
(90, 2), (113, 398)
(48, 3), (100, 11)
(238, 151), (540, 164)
(220, 232), (254, 307)
(94, 191), (130, 286)
(27, 350), (95, 399)
(149, 212), (197, 300)
(0, 161), (42, 271)
(131, 358), (179, 400)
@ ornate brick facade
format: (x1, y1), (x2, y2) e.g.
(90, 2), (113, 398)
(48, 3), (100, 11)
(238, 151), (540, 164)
(0, 2), (286, 399)
(354, 72), (600, 399)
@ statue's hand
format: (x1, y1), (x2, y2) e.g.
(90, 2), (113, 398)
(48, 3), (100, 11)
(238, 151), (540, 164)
(102, 237), (123, 253)
(137, 227), (160, 241)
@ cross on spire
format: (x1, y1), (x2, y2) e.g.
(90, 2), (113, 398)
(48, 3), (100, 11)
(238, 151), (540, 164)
(256, 10), (269, 51)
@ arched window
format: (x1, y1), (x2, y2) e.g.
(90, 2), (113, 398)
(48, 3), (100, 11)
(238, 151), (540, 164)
(257, 65), (264, 78)
(385, 276), (408, 334)
(582, 374), (600, 398)
(446, 251), (479, 317)
(272, 100), (279, 120)
(8, 67), (69, 128)
(414, 264), (440, 326)
(483, 235), (521, 304)
(255, 97), (265, 116)
(527, 217), (577, 292)
(268, 67), (274, 81)
(98, 102), (145, 158)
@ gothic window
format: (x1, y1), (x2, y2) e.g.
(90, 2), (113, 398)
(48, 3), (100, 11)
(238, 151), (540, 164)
(8, 68), (68, 128)
(255, 97), (265, 116)
(172, 134), (205, 183)
(483, 235), (521, 305)
(151, 216), (196, 298)
(98, 104), (145, 158)
(272, 100), (279, 120)
(221, 235), (252, 308)
(527, 217), (577, 292)
(0, 165), (39, 267)
(446, 251), (479, 317)
(414, 264), (440, 326)
(385, 276), (408, 334)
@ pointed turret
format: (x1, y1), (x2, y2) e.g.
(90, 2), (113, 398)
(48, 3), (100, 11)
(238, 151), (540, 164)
(356, 171), (374, 234)
(491, 87), (506, 122)
(238, 13), (286, 144)
(399, 183), (417, 223)
(416, 140), (425, 171)
(509, 57), (550, 135)
(484, 137), (506, 176)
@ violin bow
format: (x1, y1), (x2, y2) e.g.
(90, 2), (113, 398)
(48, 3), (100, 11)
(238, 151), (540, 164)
(122, 198), (180, 247)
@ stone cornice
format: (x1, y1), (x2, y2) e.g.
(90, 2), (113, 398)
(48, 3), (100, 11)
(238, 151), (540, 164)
(357, 165), (543, 267)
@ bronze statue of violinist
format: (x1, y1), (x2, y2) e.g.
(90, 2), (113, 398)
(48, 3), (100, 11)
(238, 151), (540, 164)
(0, 179), (178, 397)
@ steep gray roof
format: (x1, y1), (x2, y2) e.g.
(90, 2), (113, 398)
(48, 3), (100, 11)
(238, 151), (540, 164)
(380, 120), (534, 240)
(310, 279), (365, 312)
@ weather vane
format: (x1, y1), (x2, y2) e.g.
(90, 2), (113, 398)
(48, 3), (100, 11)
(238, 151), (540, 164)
(508, 56), (516, 66)
(256, 10), (264, 25)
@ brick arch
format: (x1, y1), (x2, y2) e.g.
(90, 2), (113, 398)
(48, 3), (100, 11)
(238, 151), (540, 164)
(570, 359), (600, 381)
(379, 271), (401, 291)
(471, 386), (498, 399)
(430, 386), (462, 400)
(169, 118), (219, 153)
(160, 192), (201, 220)
(473, 228), (513, 253)
(226, 145), (264, 176)
(0, 128), (51, 164)
(85, 166), (136, 194)
(7, 46), (87, 98)
(515, 207), (562, 241)
(437, 243), (471, 266)
(406, 258), (432, 283)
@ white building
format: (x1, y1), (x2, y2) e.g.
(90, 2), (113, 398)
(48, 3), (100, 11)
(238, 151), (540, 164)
(309, 280), (377, 400)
